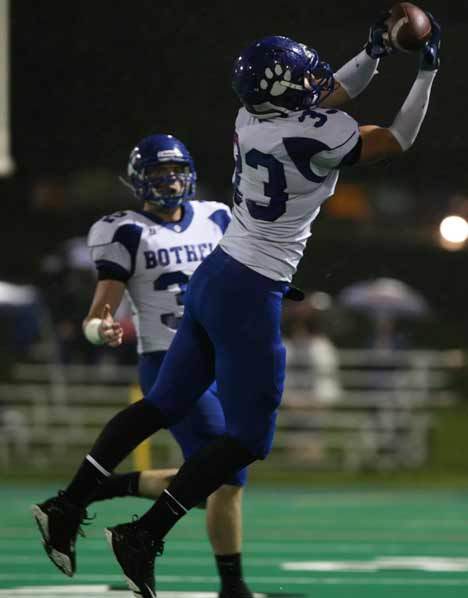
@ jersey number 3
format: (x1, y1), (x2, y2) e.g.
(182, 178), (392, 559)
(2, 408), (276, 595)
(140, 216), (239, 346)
(154, 272), (189, 331)
(234, 134), (288, 222)
(233, 129), (329, 222)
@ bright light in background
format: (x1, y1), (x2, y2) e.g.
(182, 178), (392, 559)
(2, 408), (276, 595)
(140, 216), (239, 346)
(439, 215), (468, 244)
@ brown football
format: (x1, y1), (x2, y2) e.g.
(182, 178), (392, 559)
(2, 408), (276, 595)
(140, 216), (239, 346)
(386, 2), (432, 52)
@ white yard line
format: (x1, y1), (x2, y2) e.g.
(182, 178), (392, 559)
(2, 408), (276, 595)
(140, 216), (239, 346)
(1, 575), (468, 587)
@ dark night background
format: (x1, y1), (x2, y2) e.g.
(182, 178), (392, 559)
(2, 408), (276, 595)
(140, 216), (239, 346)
(4, 0), (468, 347)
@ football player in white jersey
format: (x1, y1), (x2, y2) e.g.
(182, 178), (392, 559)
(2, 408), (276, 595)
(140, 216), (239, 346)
(34, 133), (252, 598)
(32, 12), (441, 598)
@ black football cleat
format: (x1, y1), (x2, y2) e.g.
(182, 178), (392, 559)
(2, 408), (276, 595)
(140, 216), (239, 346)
(31, 492), (89, 577)
(105, 520), (164, 598)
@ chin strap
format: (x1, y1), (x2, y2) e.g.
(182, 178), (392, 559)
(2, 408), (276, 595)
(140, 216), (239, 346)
(118, 175), (134, 192)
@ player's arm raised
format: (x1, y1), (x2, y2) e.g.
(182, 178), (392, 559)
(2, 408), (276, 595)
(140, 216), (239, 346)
(83, 279), (125, 347)
(320, 11), (393, 108)
(357, 13), (440, 165)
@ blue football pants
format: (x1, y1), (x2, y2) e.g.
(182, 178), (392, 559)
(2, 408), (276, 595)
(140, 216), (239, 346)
(139, 350), (247, 486)
(144, 246), (288, 459)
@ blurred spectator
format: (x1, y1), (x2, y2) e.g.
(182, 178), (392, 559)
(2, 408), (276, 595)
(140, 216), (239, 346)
(0, 283), (42, 463)
(0, 282), (43, 377)
(283, 292), (342, 405)
(338, 277), (430, 350)
(372, 314), (408, 351)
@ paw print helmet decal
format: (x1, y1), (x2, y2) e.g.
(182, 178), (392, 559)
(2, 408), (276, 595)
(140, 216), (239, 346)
(232, 35), (335, 119)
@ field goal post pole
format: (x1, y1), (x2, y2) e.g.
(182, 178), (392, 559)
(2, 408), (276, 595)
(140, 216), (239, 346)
(0, 0), (14, 176)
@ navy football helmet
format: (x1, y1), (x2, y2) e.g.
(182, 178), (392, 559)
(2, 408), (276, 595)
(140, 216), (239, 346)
(232, 36), (334, 118)
(127, 134), (196, 209)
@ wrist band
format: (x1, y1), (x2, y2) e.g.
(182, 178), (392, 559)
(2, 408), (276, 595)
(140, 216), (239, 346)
(84, 318), (105, 345)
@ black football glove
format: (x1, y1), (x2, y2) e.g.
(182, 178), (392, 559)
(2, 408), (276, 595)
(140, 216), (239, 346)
(365, 11), (395, 59)
(419, 12), (441, 71)
(284, 286), (305, 302)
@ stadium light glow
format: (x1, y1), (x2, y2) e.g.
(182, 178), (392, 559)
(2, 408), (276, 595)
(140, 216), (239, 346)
(439, 215), (468, 244)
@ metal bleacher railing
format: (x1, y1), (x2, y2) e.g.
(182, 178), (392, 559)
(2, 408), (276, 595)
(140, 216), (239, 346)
(0, 348), (465, 474)
(278, 349), (464, 471)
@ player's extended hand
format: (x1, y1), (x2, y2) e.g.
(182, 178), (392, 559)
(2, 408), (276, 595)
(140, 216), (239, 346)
(419, 12), (441, 71)
(99, 304), (124, 347)
(365, 10), (395, 59)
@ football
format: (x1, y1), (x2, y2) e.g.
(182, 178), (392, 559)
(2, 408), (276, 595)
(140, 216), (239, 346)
(386, 2), (432, 52)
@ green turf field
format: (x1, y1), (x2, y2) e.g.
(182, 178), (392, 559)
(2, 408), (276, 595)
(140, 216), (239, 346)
(1, 485), (468, 597)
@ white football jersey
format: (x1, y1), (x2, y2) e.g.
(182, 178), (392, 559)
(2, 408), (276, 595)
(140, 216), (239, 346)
(220, 106), (360, 282)
(88, 201), (231, 353)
